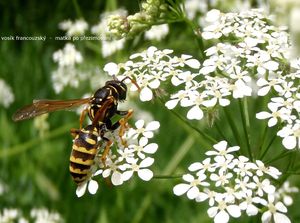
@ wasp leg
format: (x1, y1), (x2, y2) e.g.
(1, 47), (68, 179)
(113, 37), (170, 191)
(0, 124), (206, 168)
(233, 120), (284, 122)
(118, 109), (134, 147)
(70, 128), (80, 138)
(101, 139), (113, 166)
(116, 110), (129, 116)
(99, 128), (113, 166)
(79, 108), (88, 129)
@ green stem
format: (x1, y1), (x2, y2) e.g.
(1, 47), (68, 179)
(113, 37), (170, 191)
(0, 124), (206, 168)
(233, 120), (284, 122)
(169, 108), (217, 144)
(183, 18), (205, 60)
(258, 125), (268, 157)
(72, 0), (83, 18)
(162, 136), (194, 175)
(0, 123), (75, 158)
(223, 107), (242, 149)
(259, 133), (277, 161)
(284, 171), (300, 175)
(238, 99), (252, 161)
(152, 175), (182, 179)
(265, 150), (294, 164)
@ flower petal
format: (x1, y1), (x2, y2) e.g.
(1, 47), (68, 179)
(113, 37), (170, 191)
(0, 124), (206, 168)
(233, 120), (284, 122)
(111, 171), (123, 186)
(143, 143), (158, 154)
(76, 182), (87, 197)
(146, 121), (160, 131)
(187, 106), (203, 120)
(88, 180), (99, 194)
(173, 183), (191, 196)
(140, 87), (153, 101)
(138, 169), (153, 181)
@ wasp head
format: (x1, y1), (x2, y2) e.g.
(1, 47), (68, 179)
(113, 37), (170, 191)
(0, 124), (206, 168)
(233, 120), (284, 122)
(105, 80), (127, 101)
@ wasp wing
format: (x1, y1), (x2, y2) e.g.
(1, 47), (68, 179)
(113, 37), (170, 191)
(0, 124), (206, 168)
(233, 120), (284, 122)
(12, 98), (91, 121)
(92, 97), (115, 127)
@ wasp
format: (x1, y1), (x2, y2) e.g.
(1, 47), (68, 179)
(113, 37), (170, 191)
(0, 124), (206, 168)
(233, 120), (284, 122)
(69, 109), (133, 185)
(13, 77), (138, 185)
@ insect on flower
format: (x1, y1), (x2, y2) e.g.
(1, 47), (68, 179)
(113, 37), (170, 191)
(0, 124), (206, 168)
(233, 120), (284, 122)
(12, 76), (140, 185)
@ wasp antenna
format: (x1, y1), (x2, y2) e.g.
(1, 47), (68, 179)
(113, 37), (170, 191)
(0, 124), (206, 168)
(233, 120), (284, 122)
(112, 75), (117, 81)
(121, 76), (141, 92)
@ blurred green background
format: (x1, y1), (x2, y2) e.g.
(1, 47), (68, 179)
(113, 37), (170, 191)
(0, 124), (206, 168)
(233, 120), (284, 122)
(1, 0), (300, 222)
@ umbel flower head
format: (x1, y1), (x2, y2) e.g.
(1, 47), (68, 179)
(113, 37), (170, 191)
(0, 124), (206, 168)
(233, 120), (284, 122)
(105, 0), (168, 39)
(75, 119), (160, 197)
(104, 8), (299, 151)
(173, 141), (296, 223)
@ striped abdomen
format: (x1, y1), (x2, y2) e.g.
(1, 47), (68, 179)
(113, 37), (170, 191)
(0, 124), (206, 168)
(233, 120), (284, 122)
(69, 126), (99, 185)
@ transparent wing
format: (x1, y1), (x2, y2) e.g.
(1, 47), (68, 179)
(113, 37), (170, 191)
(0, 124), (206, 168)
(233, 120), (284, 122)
(12, 98), (91, 121)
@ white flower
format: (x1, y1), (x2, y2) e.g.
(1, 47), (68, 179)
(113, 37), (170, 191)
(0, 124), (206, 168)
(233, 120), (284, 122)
(239, 190), (261, 216)
(145, 24), (169, 41)
(103, 62), (120, 76)
(76, 169), (102, 197)
(256, 103), (291, 127)
(183, 91), (206, 120)
(53, 43), (83, 67)
(274, 81), (297, 98)
(188, 158), (215, 174)
(231, 79), (252, 98)
(205, 141), (239, 160)
(255, 160), (282, 179)
(165, 89), (193, 110)
(59, 19), (88, 36)
(122, 157), (154, 181)
(210, 170), (233, 187)
(127, 120), (160, 139)
(0, 79), (15, 108)
(101, 39), (126, 58)
(213, 155), (235, 173)
(202, 80), (231, 107)
(128, 137), (158, 159)
(276, 181), (299, 206)
(252, 177), (275, 197)
(233, 156), (256, 177)
(256, 78), (283, 96)
(277, 121), (300, 149)
(260, 194), (291, 223)
(30, 208), (63, 223)
(246, 51), (279, 75)
(173, 173), (209, 199)
(170, 54), (201, 69)
(207, 195), (241, 223)
(102, 156), (125, 186)
(195, 188), (217, 206)
(184, 0), (208, 19)
(234, 176), (256, 192)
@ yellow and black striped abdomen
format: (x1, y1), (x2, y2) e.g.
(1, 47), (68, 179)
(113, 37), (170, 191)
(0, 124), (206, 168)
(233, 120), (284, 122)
(69, 126), (99, 185)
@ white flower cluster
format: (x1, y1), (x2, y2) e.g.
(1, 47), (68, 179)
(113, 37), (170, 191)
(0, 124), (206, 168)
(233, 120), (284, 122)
(91, 9), (127, 58)
(59, 19), (88, 36)
(103, 9), (299, 150)
(256, 58), (300, 150)
(103, 46), (201, 102)
(144, 24), (169, 41)
(201, 9), (300, 149)
(52, 43), (86, 93)
(173, 141), (298, 223)
(0, 79), (14, 108)
(0, 208), (63, 223)
(76, 119), (160, 197)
